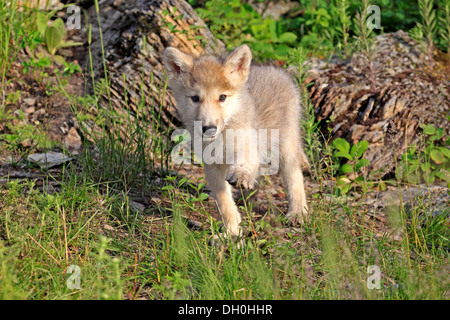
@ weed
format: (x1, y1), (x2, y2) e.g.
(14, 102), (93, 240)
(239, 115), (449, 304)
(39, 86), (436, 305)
(396, 123), (450, 186)
(36, 11), (82, 56)
(332, 138), (371, 195)
(439, 0), (450, 54)
(353, 0), (378, 90)
(417, 0), (438, 67)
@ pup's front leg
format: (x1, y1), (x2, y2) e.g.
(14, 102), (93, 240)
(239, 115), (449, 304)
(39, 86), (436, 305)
(204, 164), (242, 237)
(226, 164), (259, 189)
(225, 137), (260, 189)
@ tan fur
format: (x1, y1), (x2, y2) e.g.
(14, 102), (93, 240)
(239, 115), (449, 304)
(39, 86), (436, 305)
(164, 45), (309, 237)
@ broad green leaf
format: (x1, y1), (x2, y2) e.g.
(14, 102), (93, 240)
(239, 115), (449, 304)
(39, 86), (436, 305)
(355, 158), (370, 171)
(350, 140), (369, 159)
(378, 181), (387, 191)
(268, 19), (277, 42)
(421, 162), (431, 173)
(52, 18), (66, 37)
(45, 25), (63, 55)
(340, 164), (353, 174)
(36, 12), (48, 39)
(430, 149), (445, 164)
(37, 57), (51, 68)
(422, 124), (436, 135)
(332, 138), (350, 153)
(334, 151), (353, 160)
(424, 171), (435, 184)
(438, 146), (450, 159)
(436, 168), (450, 182)
(338, 184), (351, 195)
(278, 32), (297, 44)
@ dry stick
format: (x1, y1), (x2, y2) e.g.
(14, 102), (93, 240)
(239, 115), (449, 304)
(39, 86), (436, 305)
(59, 200), (69, 267)
(26, 232), (63, 268)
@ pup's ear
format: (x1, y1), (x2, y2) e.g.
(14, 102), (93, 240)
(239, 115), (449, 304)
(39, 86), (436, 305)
(163, 47), (193, 77)
(223, 45), (252, 84)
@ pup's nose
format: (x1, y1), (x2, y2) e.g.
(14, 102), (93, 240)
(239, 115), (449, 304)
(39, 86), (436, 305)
(202, 125), (217, 136)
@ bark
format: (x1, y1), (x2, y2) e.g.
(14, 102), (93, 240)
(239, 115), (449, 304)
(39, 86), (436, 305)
(305, 31), (450, 175)
(86, 0), (225, 130)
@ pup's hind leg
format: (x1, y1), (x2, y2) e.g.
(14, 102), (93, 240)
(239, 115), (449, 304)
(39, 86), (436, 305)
(280, 137), (308, 223)
(204, 164), (242, 237)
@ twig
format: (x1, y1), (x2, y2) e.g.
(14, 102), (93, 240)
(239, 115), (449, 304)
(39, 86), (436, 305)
(26, 232), (63, 268)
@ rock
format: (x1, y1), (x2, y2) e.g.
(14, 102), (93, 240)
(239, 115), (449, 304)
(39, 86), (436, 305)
(27, 151), (73, 169)
(64, 127), (82, 155)
(249, 0), (298, 19)
(23, 97), (37, 106)
(23, 106), (35, 115)
(20, 138), (32, 148)
(131, 201), (146, 213)
(32, 108), (45, 121)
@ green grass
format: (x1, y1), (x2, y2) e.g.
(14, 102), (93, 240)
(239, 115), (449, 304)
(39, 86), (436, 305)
(1, 168), (448, 299)
(0, 0), (448, 300)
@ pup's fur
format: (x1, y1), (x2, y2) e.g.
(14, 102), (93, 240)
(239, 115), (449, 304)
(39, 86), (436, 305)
(164, 45), (309, 237)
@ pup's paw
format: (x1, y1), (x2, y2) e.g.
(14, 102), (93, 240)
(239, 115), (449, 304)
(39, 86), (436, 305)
(226, 165), (257, 189)
(208, 233), (244, 249)
(286, 209), (309, 225)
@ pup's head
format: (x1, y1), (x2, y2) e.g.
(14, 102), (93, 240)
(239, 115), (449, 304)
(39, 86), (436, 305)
(163, 45), (252, 138)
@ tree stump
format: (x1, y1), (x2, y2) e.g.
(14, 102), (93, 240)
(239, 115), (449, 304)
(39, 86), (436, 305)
(305, 31), (450, 175)
(86, 0), (225, 130)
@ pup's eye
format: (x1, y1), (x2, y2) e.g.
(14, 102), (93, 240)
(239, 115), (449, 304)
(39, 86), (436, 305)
(219, 94), (227, 102)
(191, 95), (200, 102)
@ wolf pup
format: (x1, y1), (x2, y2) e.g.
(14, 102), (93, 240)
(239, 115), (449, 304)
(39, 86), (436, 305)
(163, 45), (309, 237)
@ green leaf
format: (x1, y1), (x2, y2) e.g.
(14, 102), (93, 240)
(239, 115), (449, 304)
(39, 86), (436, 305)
(45, 25), (63, 55)
(58, 40), (83, 48)
(424, 171), (436, 184)
(407, 144), (417, 155)
(421, 162), (431, 173)
(334, 151), (353, 160)
(198, 193), (209, 201)
(435, 168), (450, 182)
(37, 57), (51, 68)
(340, 164), (354, 174)
(422, 124), (436, 135)
(355, 158), (370, 171)
(269, 19), (277, 42)
(52, 18), (66, 37)
(36, 12), (48, 39)
(378, 181), (387, 191)
(338, 184), (351, 195)
(430, 149), (445, 164)
(438, 146), (450, 159)
(278, 32), (297, 44)
(435, 128), (444, 139)
(332, 138), (350, 153)
(350, 140), (369, 159)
